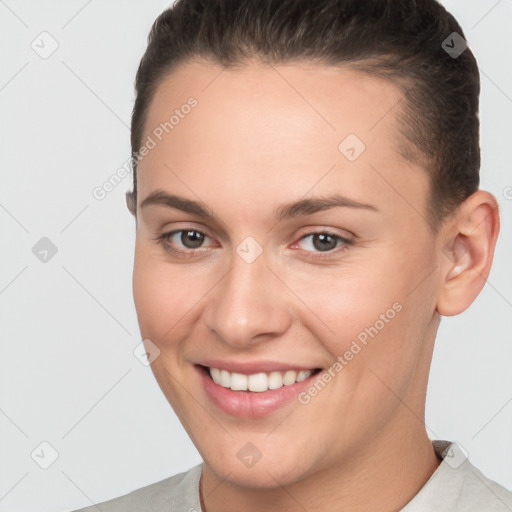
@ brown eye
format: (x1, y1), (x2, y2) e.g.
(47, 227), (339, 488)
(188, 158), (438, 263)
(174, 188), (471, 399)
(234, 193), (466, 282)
(294, 231), (354, 260)
(156, 229), (213, 257)
(311, 233), (338, 252)
(297, 232), (347, 252)
(179, 230), (205, 249)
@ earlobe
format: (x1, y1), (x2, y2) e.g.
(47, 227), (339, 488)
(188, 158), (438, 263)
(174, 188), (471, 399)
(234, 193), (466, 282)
(436, 191), (500, 317)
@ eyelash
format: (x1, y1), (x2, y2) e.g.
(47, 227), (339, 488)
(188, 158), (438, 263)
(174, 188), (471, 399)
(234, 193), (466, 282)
(153, 228), (354, 260)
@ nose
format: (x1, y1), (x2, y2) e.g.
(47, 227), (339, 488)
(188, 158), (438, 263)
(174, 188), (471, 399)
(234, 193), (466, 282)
(201, 248), (293, 348)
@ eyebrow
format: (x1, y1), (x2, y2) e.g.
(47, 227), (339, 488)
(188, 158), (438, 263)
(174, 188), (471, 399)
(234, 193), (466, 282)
(140, 189), (379, 221)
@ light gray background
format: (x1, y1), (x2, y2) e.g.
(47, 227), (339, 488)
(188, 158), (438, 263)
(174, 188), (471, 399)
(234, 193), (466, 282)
(0, 1), (511, 511)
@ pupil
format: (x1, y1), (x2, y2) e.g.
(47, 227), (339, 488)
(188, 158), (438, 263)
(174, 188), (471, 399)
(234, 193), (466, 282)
(183, 230), (204, 248)
(313, 233), (336, 252)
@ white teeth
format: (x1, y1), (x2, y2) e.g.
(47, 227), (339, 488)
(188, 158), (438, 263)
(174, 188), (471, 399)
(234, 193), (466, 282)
(296, 370), (310, 382)
(208, 367), (313, 392)
(268, 371), (283, 389)
(283, 370), (297, 386)
(230, 372), (248, 391)
(219, 369), (231, 387)
(248, 373), (268, 392)
(210, 367), (221, 383)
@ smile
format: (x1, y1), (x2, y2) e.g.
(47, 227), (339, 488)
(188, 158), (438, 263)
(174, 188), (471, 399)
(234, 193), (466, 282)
(197, 364), (322, 418)
(208, 367), (318, 392)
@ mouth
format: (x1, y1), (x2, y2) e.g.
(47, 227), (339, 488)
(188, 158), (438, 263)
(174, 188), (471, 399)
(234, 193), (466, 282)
(196, 364), (323, 418)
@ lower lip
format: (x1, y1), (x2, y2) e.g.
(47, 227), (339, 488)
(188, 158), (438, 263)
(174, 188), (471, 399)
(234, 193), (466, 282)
(197, 366), (319, 418)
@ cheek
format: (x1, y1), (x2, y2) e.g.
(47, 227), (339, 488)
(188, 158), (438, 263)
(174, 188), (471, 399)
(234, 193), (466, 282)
(132, 245), (187, 340)
(133, 257), (167, 338)
(291, 248), (433, 371)
(132, 249), (200, 410)
(132, 243), (217, 346)
(290, 267), (402, 352)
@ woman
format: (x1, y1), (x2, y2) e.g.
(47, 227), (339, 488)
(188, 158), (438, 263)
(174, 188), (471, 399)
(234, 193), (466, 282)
(76, 0), (511, 510)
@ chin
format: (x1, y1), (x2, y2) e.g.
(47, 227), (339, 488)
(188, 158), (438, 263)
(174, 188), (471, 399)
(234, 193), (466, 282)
(207, 456), (309, 489)
(198, 433), (320, 490)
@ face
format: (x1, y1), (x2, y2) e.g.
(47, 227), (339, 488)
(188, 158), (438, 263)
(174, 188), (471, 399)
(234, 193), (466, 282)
(132, 59), (441, 488)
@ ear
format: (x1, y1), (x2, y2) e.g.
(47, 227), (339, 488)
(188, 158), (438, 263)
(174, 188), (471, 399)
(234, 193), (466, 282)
(436, 190), (500, 316)
(126, 190), (136, 217)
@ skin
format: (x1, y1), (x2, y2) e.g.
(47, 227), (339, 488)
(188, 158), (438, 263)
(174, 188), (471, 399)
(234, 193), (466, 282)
(128, 58), (499, 512)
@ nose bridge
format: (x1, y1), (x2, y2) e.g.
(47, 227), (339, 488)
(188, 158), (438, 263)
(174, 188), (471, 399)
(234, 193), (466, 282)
(203, 244), (292, 346)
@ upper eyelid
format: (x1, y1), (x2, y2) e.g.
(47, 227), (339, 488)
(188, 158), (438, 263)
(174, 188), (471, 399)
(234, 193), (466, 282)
(162, 221), (353, 239)
(162, 224), (216, 241)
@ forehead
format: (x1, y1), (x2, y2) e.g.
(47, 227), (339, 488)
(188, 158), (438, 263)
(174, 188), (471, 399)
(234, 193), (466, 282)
(136, 58), (429, 226)
(143, 58), (406, 152)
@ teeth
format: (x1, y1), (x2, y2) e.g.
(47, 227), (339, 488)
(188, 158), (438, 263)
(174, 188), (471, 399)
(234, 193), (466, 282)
(220, 369), (231, 387)
(230, 372), (247, 391)
(296, 370), (310, 382)
(209, 367), (220, 382)
(248, 373), (268, 392)
(283, 370), (297, 386)
(208, 367), (313, 392)
(268, 371), (283, 389)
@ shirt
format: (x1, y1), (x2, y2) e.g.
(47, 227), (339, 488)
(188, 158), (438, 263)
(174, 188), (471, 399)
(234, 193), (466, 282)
(73, 440), (512, 511)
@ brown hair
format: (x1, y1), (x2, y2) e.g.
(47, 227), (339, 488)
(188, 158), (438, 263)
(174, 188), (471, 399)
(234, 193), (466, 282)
(128, 0), (480, 231)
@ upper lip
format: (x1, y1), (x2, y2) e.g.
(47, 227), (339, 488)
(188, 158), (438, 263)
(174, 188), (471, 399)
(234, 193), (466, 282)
(196, 359), (321, 374)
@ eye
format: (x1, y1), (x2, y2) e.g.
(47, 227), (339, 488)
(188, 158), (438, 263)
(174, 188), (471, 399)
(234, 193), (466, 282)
(155, 228), (214, 257)
(154, 228), (353, 260)
(293, 231), (353, 260)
